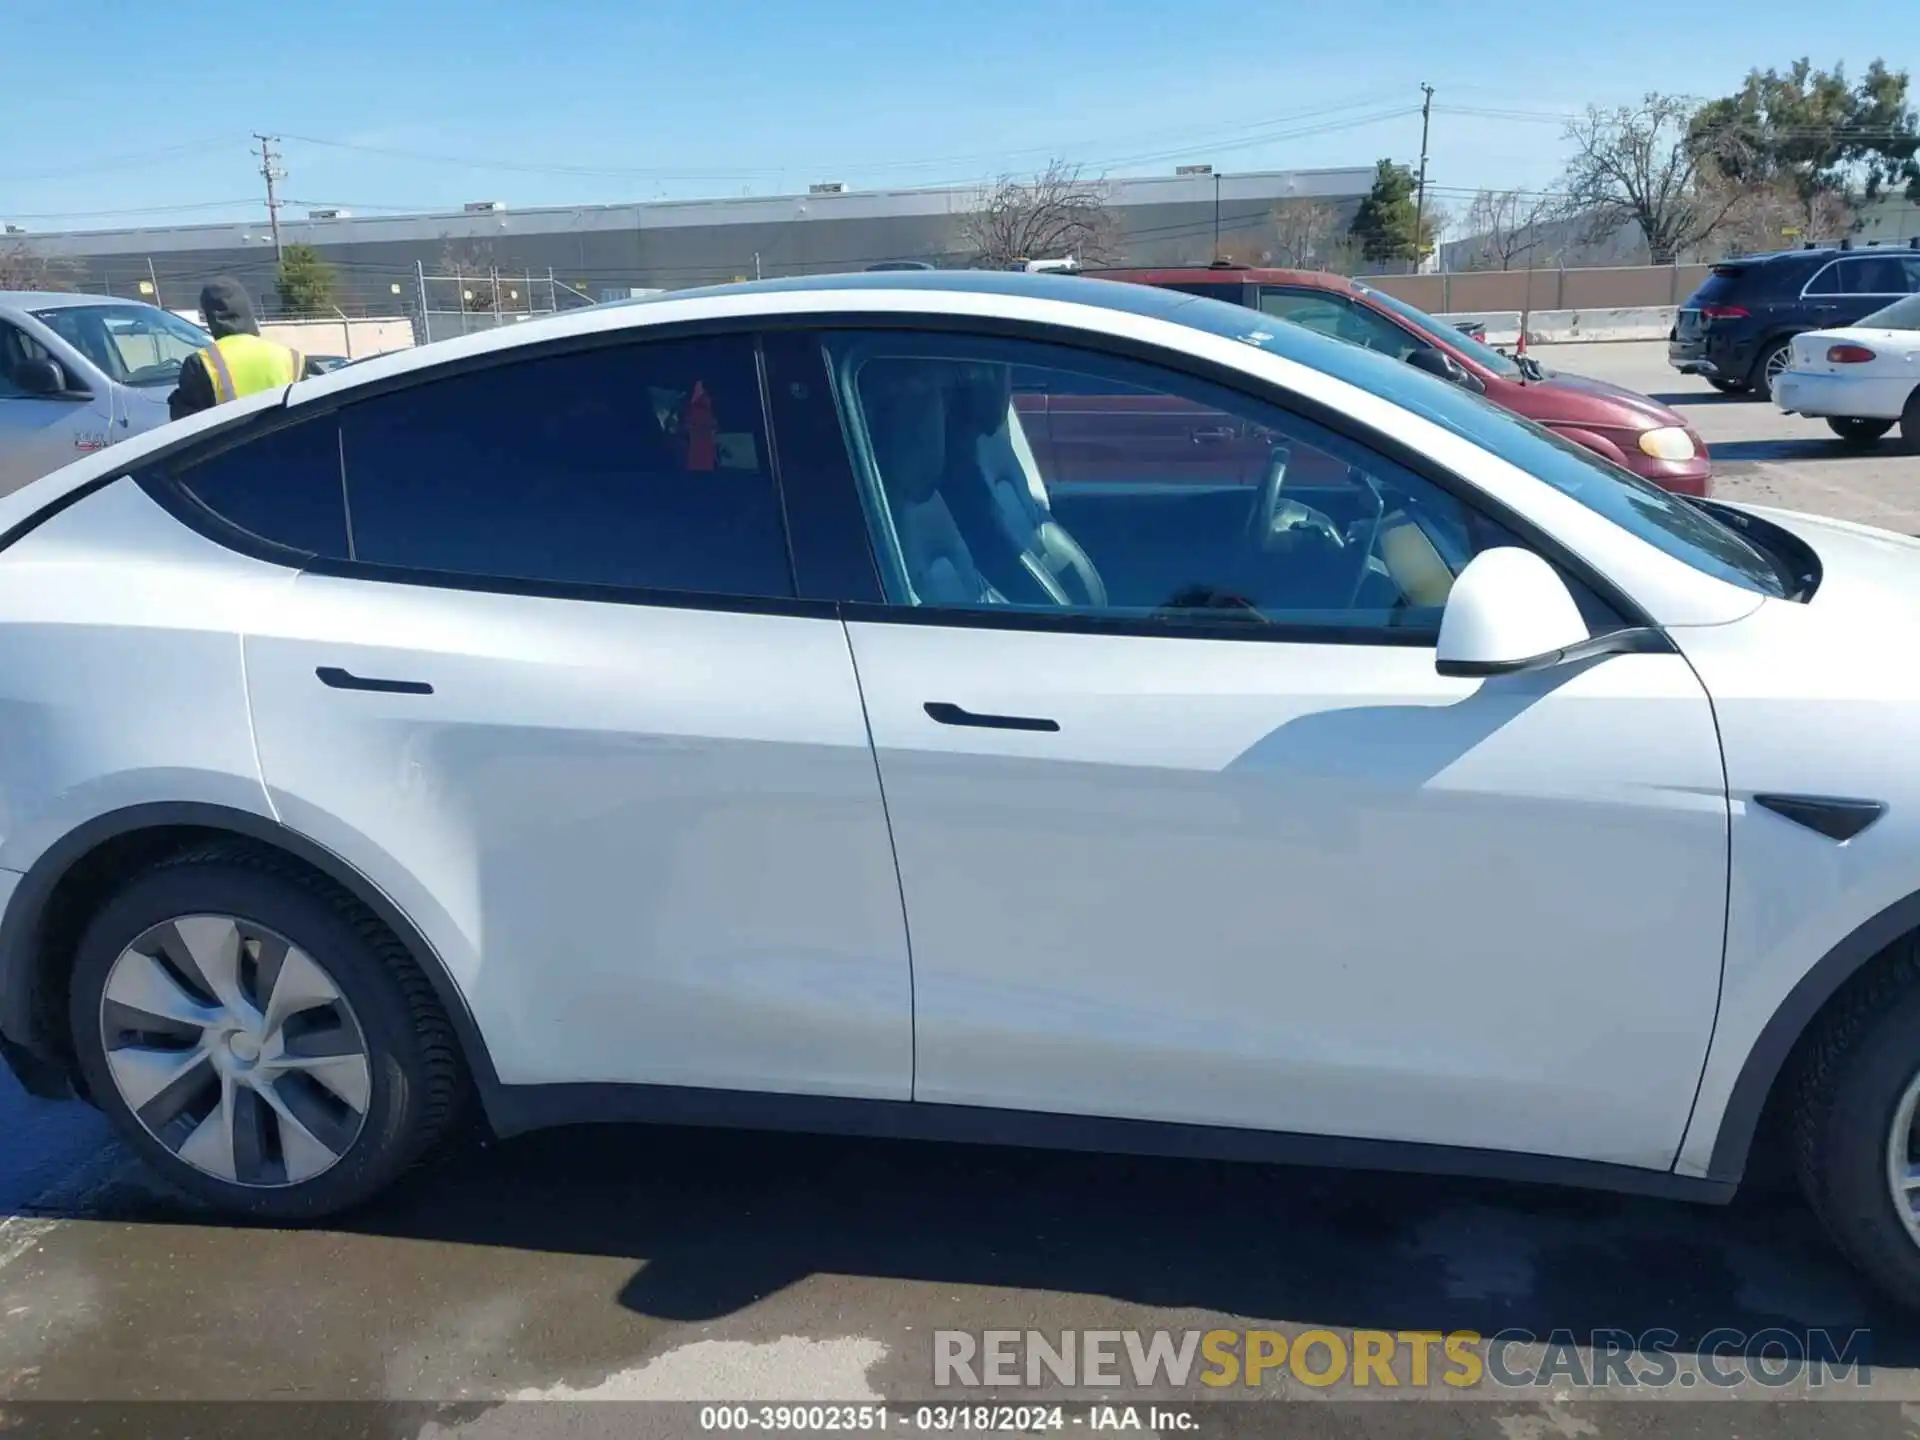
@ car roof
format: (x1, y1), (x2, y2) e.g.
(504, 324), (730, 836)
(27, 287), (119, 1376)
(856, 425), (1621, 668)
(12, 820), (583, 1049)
(1087, 265), (1352, 290)
(0, 290), (139, 311)
(289, 269), (1280, 406)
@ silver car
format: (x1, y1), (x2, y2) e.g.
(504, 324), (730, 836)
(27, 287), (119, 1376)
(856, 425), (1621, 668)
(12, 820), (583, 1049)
(0, 292), (213, 496)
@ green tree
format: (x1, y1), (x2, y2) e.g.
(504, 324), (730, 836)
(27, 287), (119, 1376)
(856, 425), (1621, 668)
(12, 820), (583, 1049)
(275, 243), (336, 317)
(1691, 59), (1920, 227)
(1347, 159), (1432, 267)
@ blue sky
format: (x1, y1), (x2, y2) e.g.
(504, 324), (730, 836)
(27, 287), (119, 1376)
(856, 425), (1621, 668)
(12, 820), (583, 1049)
(2, 0), (1914, 233)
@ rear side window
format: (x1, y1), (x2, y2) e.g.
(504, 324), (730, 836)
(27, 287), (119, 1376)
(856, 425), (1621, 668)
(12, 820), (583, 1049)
(171, 418), (349, 558)
(337, 335), (795, 598)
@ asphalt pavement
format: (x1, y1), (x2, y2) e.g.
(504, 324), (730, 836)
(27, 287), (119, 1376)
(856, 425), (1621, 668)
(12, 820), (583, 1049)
(4, 342), (1920, 1438)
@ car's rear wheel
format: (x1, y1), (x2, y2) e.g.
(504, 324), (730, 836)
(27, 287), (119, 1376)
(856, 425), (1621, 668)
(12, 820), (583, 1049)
(1903, 388), (1920, 451)
(68, 848), (464, 1219)
(1748, 341), (1792, 402)
(1706, 376), (1747, 395)
(1828, 417), (1894, 447)
(1792, 948), (1920, 1311)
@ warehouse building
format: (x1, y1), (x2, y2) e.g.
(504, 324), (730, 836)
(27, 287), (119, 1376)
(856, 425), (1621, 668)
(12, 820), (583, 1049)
(8, 166), (1375, 316)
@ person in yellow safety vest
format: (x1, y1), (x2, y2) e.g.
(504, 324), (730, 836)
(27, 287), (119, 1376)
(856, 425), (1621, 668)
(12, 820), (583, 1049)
(167, 277), (311, 421)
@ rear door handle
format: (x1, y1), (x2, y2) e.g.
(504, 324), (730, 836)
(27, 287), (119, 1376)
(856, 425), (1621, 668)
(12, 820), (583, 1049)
(924, 701), (1059, 732)
(1189, 426), (1237, 444)
(315, 666), (434, 696)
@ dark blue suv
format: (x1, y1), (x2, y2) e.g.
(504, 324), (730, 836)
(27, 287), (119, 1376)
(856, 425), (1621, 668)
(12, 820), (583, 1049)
(1669, 239), (1920, 400)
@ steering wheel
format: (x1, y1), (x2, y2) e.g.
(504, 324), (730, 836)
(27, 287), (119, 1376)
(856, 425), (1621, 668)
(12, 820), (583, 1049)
(1244, 443), (1345, 555)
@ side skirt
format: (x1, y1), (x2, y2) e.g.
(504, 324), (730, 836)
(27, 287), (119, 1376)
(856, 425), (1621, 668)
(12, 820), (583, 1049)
(482, 1083), (1736, 1206)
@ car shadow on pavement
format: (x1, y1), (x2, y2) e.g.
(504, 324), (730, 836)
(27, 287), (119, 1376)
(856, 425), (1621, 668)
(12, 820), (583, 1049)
(1705, 438), (1870, 464)
(269, 1121), (1919, 1369)
(1648, 390), (1750, 408)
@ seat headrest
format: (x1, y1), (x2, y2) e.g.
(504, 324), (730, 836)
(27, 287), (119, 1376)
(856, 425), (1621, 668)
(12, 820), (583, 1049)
(862, 359), (948, 505)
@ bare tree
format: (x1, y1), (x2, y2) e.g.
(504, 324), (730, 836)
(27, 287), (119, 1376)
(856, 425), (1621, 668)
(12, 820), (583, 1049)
(1461, 189), (1563, 270)
(960, 161), (1116, 268)
(1560, 94), (1750, 264)
(0, 241), (74, 292)
(1269, 199), (1342, 268)
(1713, 179), (1855, 256)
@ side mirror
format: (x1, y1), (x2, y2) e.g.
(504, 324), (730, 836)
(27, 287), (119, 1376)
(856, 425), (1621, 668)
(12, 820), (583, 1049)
(1405, 345), (1486, 394)
(1436, 549), (1594, 677)
(11, 357), (72, 397)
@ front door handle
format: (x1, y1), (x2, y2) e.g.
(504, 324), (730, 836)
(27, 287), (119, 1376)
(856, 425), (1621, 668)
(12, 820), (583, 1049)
(316, 666), (434, 696)
(924, 701), (1059, 732)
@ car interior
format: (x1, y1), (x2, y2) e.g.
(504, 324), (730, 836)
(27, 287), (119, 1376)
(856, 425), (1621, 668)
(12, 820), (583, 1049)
(838, 348), (1475, 626)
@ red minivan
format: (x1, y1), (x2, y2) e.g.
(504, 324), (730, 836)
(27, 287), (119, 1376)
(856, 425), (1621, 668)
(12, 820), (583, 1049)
(1089, 265), (1712, 496)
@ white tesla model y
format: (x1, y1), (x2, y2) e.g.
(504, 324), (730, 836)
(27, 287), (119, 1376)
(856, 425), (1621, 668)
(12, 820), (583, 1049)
(3, 272), (1919, 1307)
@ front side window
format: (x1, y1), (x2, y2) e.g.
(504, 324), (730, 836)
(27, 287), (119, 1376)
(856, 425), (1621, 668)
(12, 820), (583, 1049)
(1259, 288), (1420, 361)
(31, 304), (210, 388)
(337, 334), (793, 597)
(824, 332), (1521, 636)
(1356, 284), (1525, 379)
(0, 322), (58, 399)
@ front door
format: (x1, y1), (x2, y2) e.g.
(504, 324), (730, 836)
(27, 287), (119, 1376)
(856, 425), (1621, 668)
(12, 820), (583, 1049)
(0, 321), (111, 495)
(170, 330), (914, 1099)
(815, 327), (1728, 1172)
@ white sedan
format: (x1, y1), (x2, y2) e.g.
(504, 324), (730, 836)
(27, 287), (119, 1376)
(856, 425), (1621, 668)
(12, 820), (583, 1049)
(1774, 292), (1920, 446)
(4, 272), (1920, 1310)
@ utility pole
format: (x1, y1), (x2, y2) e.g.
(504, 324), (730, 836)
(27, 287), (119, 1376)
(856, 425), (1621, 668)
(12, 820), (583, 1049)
(254, 133), (286, 264)
(1412, 84), (1435, 273)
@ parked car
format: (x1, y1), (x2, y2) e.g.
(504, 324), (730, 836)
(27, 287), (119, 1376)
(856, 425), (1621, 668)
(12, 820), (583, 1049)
(0, 292), (213, 495)
(1091, 265), (1711, 495)
(1772, 292), (1920, 448)
(11, 270), (1920, 1308)
(1670, 239), (1920, 401)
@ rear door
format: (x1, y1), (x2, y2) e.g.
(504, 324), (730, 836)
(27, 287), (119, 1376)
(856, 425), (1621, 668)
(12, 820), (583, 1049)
(168, 331), (913, 1099)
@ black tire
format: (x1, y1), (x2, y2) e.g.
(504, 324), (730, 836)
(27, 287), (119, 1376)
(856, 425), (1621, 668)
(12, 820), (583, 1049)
(1903, 388), (1920, 452)
(1706, 376), (1747, 395)
(1747, 340), (1792, 401)
(1792, 944), (1920, 1311)
(1827, 416), (1894, 447)
(68, 846), (464, 1220)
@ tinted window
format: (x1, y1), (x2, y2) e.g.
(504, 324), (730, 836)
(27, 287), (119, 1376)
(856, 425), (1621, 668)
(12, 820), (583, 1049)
(1838, 255), (1911, 295)
(824, 331), (1526, 635)
(339, 336), (794, 597)
(172, 418), (350, 558)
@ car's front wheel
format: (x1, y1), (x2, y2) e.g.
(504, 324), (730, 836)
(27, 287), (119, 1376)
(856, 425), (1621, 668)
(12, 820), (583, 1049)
(1706, 377), (1747, 395)
(1828, 417), (1894, 447)
(69, 848), (464, 1219)
(1793, 950), (1920, 1310)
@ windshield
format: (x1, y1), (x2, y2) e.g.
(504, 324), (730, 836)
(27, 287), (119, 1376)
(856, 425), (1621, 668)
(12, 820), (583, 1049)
(1859, 294), (1920, 330)
(1357, 283), (1525, 380)
(1150, 288), (1786, 597)
(30, 304), (212, 388)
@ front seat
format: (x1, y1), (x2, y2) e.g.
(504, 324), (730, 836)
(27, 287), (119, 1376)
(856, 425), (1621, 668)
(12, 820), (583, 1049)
(945, 364), (1107, 608)
(862, 361), (1004, 606)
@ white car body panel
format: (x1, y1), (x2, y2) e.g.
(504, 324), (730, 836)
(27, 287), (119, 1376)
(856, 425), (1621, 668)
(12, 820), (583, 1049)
(1675, 508), (1920, 1173)
(847, 620), (1728, 1168)
(243, 574), (913, 1096)
(0, 480), (280, 869)
(1775, 326), (1920, 420)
